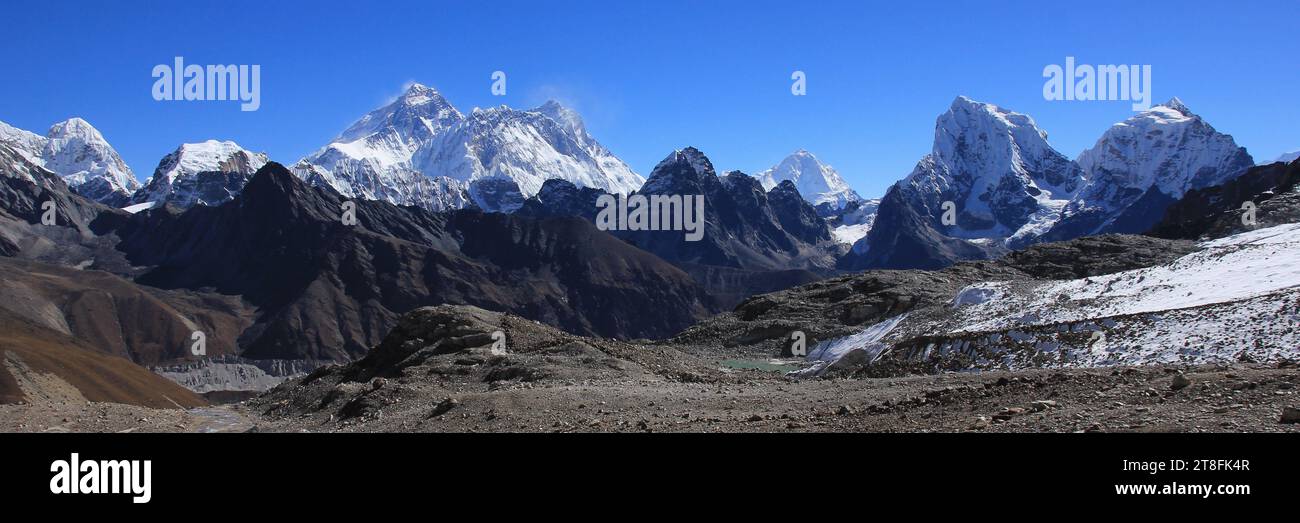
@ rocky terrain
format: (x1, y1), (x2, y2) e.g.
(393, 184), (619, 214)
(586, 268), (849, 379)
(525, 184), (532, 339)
(240, 214), (1299, 433)
(3, 207), (1296, 433)
(239, 304), (1300, 433)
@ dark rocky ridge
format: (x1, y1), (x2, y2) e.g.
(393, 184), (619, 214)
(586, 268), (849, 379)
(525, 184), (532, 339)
(100, 162), (716, 361)
(839, 181), (997, 270)
(518, 148), (844, 307)
(1149, 159), (1300, 240)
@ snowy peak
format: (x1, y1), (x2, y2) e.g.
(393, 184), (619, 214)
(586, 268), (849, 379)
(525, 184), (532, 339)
(336, 83), (462, 147)
(931, 96), (1069, 190)
(1162, 96), (1190, 114)
(1076, 96), (1253, 199)
(1040, 97), (1254, 239)
(0, 117), (139, 205)
(534, 100), (583, 136)
(295, 83), (642, 212)
(901, 96), (1083, 246)
(132, 140), (269, 208)
(1275, 150), (1300, 164)
(42, 118), (140, 202)
(758, 149), (862, 209)
(46, 117), (101, 141)
(162, 140), (268, 180)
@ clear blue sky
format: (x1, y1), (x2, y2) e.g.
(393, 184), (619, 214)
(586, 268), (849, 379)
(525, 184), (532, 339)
(2, 0), (1296, 198)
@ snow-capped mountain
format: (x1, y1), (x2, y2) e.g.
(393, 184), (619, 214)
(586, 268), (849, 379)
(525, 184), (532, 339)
(845, 96), (1084, 269)
(1045, 98), (1254, 238)
(1274, 150), (1300, 164)
(917, 96), (1083, 245)
(412, 102), (644, 210)
(757, 150), (862, 210)
(131, 140), (269, 208)
(291, 84), (470, 211)
(294, 83), (643, 212)
(0, 118), (140, 205)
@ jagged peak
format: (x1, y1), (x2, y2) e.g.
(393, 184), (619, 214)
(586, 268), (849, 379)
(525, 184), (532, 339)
(933, 96), (1050, 158)
(1159, 97), (1191, 114)
(535, 99), (583, 129)
(654, 147), (715, 177)
(242, 161), (308, 196)
(331, 83), (461, 146)
(771, 179), (800, 192)
(47, 117), (102, 139)
(154, 140), (268, 181)
(950, 95), (982, 109)
(397, 82), (447, 105)
(537, 99), (566, 111)
(946, 96), (1033, 125)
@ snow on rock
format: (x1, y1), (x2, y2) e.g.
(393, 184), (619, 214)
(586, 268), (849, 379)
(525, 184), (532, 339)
(801, 222), (1300, 374)
(829, 198), (880, 247)
(951, 283), (1004, 308)
(640, 147), (717, 194)
(0, 120), (48, 164)
(131, 140), (269, 208)
(954, 222), (1300, 332)
(833, 222), (873, 246)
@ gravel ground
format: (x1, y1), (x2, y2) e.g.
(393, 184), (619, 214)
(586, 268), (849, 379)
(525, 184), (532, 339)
(4, 359), (1297, 434)
(241, 306), (1300, 433)
(6, 301), (1298, 434)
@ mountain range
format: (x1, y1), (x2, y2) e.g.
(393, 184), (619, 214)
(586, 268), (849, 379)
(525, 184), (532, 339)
(842, 97), (1257, 269)
(0, 89), (1272, 283)
(2, 87), (1266, 277)
(2, 84), (1291, 406)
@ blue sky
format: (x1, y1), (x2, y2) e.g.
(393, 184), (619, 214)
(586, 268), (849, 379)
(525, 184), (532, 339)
(2, 0), (1296, 198)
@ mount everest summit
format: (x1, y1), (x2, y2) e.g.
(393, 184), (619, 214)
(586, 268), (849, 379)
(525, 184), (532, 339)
(292, 83), (644, 212)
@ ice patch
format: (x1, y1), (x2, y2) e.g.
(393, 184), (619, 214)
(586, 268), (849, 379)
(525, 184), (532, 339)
(122, 201), (157, 214)
(951, 282), (1005, 307)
